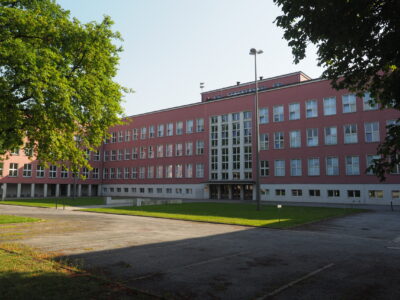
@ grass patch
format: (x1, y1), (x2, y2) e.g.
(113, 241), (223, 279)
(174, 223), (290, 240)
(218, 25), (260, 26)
(0, 215), (41, 224)
(0, 243), (153, 300)
(0, 197), (105, 208)
(82, 202), (364, 228)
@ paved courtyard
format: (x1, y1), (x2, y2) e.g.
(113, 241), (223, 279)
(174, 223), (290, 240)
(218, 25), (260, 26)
(1, 204), (399, 299)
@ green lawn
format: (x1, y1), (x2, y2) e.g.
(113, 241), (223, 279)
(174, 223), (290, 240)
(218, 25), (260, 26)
(83, 202), (364, 228)
(0, 215), (41, 224)
(0, 197), (105, 208)
(0, 243), (151, 300)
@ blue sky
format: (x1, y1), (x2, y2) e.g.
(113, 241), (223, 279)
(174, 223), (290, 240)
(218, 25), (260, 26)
(57, 0), (323, 116)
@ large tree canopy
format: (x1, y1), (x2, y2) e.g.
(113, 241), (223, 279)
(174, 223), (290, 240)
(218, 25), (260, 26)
(273, 0), (400, 180)
(0, 0), (126, 172)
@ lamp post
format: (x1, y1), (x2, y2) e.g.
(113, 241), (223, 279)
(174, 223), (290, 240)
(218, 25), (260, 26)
(249, 48), (263, 211)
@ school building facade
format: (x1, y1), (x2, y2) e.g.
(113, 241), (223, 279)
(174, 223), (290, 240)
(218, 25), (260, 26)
(1, 71), (399, 205)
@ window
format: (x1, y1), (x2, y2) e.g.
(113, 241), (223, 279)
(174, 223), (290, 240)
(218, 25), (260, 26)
(176, 188), (182, 194)
(260, 161), (269, 176)
(344, 124), (358, 144)
(122, 167), (129, 179)
(342, 94), (357, 113)
(306, 128), (318, 146)
(308, 158), (320, 176)
(260, 134), (269, 150)
(259, 107), (269, 124)
(363, 92), (378, 110)
(364, 122), (380, 142)
(176, 121), (183, 135)
(244, 120), (252, 144)
(326, 157), (339, 175)
(148, 166), (154, 178)
(243, 111), (252, 120)
(103, 168), (108, 179)
(0, 163), (3, 177)
(110, 168), (116, 179)
(275, 189), (285, 196)
(274, 160), (285, 176)
(166, 123), (173, 136)
(324, 126), (337, 145)
(196, 163), (204, 178)
(139, 146), (146, 159)
(49, 165), (57, 178)
(166, 165), (173, 178)
(131, 168), (137, 179)
(124, 148), (130, 160)
(157, 188), (162, 194)
(196, 118), (204, 132)
(345, 156), (360, 175)
(274, 132), (284, 149)
(328, 190), (340, 197)
(166, 144), (173, 157)
(139, 188), (144, 193)
(148, 146), (154, 158)
(111, 132), (116, 143)
(118, 131), (123, 142)
(392, 191), (400, 199)
(186, 188), (193, 195)
(369, 190), (383, 198)
(125, 130), (131, 142)
(36, 165), (44, 178)
(132, 147), (138, 160)
(366, 155), (380, 175)
(186, 164), (193, 178)
(289, 130), (301, 148)
(290, 159), (302, 176)
(24, 147), (33, 157)
(139, 167), (145, 179)
(156, 165), (163, 178)
(292, 189), (302, 196)
(323, 97), (336, 116)
(157, 145), (164, 158)
(140, 127), (147, 139)
(309, 190), (321, 197)
(390, 155), (400, 174)
(166, 188), (172, 194)
(348, 190), (361, 198)
(82, 167), (89, 178)
(175, 143), (183, 156)
(306, 100), (318, 118)
(148, 188), (153, 194)
(149, 125), (155, 138)
(185, 142), (193, 156)
(196, 140), (204, 155)
(92, 168), (99, 179)
(186, 120), (194, 133)
(289, 103), (300, 120)
(117, 149), (123, 160)
(157, 124), (164, 137)
(132, 129), (138, 140)
(61, 166), (68, 178)
(273, 105), (284, 122)
(111, 150), (117, 161)
(23, 164), (32, 177)
(232, 112), (240, 121)
(93, 150), (100, 161)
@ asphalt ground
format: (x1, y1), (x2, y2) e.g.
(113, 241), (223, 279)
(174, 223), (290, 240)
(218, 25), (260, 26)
(1, 204), (399, 299)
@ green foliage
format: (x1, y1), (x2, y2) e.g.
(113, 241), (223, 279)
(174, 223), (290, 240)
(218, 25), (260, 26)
(273, 0), (400, 180)
(0, 215), (40, 224)
(83, 202), (364, 228)
(0, 197), (105, 207)
(0, 0), (127, 172)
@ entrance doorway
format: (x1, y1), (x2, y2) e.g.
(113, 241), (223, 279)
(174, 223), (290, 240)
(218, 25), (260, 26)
(244, 184), (253, 200)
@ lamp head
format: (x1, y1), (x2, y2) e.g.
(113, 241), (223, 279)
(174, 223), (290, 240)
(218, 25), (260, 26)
(249, 48), (263, 55)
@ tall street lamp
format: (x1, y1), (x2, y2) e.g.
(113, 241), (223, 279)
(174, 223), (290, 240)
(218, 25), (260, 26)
(249, 48), (263, 211)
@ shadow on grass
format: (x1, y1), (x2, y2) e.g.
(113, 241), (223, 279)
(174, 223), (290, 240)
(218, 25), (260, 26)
(0, 270), (151, 300)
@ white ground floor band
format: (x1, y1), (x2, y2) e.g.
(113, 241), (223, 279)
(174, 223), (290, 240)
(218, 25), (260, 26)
(1, 183), (100, 200)
(101, 183), (400, 206)
(1, 182), (398, 206)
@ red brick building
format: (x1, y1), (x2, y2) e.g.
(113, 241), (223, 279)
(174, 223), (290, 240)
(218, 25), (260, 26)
(1, 72), (399, 204)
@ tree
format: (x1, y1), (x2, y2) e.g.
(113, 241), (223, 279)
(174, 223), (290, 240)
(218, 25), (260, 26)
(0, 0), (127, 173)
(273, 0), (400, 180)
